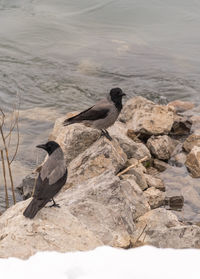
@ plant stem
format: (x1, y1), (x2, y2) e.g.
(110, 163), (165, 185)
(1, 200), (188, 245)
(0, 150), (9, 208)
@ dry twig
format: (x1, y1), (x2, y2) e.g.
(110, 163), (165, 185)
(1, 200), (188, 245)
(0, 150), (9, 208)
(0, 93), (20, 206)
(117, 156), (149, 177)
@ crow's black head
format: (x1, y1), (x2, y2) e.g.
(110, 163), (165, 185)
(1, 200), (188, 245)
(36, 141), (60, 155)
(110, 87), (125, 100)
(109, 88), (126, 111)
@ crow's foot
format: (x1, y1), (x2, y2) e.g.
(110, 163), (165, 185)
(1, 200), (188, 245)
(101, 129), (112, 141)
(49, 198), (60, 208)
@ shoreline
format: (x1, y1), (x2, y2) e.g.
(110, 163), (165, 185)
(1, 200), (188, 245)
(1, 95), (200, 258)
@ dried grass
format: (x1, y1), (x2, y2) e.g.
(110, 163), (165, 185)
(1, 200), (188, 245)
(0, 94), (20, 208)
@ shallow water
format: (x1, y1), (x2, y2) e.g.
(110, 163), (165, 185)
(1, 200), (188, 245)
(0, 0), (200, 214)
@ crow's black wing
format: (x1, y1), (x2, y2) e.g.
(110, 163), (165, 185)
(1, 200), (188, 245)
(63, 105), (110, 125)
(34, 170), (68, 201)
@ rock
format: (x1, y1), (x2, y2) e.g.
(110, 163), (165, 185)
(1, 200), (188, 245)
(119, 96), (154, 123)
(0, 171), (151, 258)
(122, 158), (148, 191)
(183, 132), (200, 153)
(168, 100), (194, 113)
(16, 173), (37, 199)
(67, 138), (127, 188)
(137, 225), (200, 249)
(159, 165), (200, 223)
(144, 174), (165, 191)
(50, 115), (101, 165)
(63, 172), (137, 248)
(153, 159), (169, 172)
(190, 115), (200, 132)
(108, 122), (151, 160)
(126, 129), (142, 143)
(0, 200), (102, 259)
(64, 172), (150, 245)
(170, 115), (192, 136)
(144, 187), (165, 209)
(185, 146), (200, 177)
(132, 208), (200, 248)
(146, 167), (160, 176)
(164, 196), (184, 211)
(171, 152), (187, 167)
(135, 208), (180, 229)
(147, 135), (178, 160)
(49, 112), (78, 141)
(121, 97), (174, 135)
(120, 178), (151, 219)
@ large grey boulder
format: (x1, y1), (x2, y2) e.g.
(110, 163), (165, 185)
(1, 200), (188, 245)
(50, 115), (101, 165)
(67, 138), (127, 188)
(132, 208), (200, 248)
(0, 172), (150, 258)
(0, 199), (102, 259)
(63, 172), (150, 247)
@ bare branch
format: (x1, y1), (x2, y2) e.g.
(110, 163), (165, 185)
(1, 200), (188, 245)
(0, 125), (16, 204)
(0, 108), (5, 127)
(117, 156), (149, 177)
(0, 149), (9, 208)
(9, 115), (20, 164)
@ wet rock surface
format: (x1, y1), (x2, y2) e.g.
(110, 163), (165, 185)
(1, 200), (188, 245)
(4, 96), (200, 258)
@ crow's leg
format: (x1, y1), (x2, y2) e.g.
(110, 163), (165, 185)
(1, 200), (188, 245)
(49, 198), (60, 208)
(101, 129), (106, 137)
(103, 129), (113, 141)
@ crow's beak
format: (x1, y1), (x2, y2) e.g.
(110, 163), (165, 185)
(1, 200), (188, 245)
(122, 93), (126, 96)
(36, 144), (46, 150)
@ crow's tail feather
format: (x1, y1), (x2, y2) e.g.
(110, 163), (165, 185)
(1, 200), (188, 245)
(23, 198), (49, 219)
(63, 116), (81, 126)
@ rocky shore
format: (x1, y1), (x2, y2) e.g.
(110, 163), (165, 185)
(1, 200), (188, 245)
(1, 96), (200, 259)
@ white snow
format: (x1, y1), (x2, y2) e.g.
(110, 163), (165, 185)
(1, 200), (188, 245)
(0, 246), (199, 279)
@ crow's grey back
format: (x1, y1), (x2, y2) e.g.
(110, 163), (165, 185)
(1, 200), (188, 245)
(40, 147), (66, 185)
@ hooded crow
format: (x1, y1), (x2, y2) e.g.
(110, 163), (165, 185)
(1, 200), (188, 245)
(63, 87), (126, 140)
(23, 141), (67, 219)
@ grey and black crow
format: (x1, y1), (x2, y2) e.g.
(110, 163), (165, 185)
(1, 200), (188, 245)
(63, 87), (126, 140)
(23, 141), (67, 219)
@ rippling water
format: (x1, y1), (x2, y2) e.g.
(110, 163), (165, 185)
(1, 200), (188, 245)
(1, 0), (200, 213)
